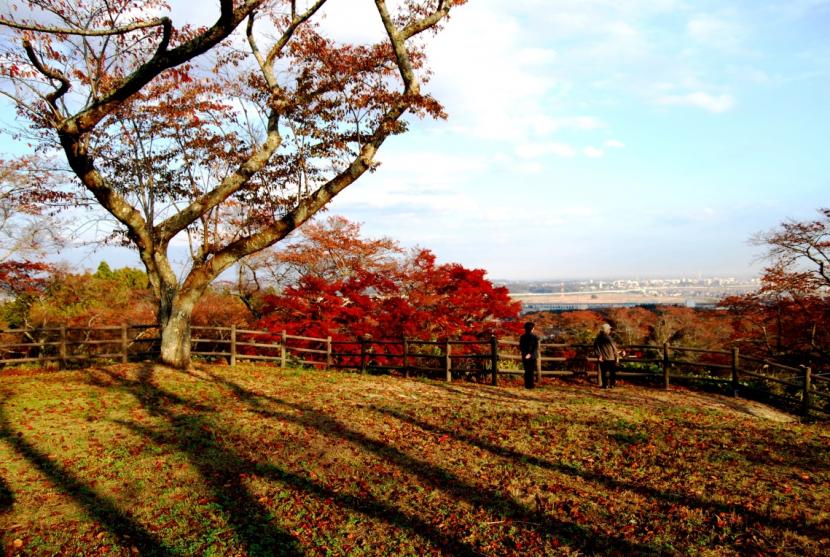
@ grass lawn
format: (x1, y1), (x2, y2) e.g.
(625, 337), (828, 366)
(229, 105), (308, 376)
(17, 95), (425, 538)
(0, 363), (828, 556)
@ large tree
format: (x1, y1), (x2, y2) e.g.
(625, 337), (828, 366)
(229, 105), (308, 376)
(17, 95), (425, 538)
(0, 0), (464, 367)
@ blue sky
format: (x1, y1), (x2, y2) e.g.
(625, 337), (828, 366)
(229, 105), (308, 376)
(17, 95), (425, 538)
(2, 1), (828, 281)
(323, 0), (830, 280)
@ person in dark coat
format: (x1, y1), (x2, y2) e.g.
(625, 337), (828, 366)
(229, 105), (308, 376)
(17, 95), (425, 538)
(593, 323), (622, 388)
(519, 321), (540, 389)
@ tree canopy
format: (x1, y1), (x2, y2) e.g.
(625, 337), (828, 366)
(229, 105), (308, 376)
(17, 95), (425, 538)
(0, 0), (466, 367)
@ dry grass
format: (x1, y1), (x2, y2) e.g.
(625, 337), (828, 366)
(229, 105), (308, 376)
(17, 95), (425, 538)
(1, 363), (828, 556)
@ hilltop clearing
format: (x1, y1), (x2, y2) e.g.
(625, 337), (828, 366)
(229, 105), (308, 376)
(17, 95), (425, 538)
(1, 365), (827, 556)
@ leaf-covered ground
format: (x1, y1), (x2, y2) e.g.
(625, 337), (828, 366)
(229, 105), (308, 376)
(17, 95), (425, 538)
(0, 364), (828, 556)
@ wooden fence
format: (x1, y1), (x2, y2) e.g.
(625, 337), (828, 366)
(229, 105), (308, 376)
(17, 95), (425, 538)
(0, 324), (827, 417)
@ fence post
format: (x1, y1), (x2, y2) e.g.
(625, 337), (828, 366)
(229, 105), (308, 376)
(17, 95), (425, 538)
(37, 329), (44, 368)
(403, 337), (409, 378)
(59, 324), (67, 370)
(490, 335), (498, 386)
(230, 324), (237, 366)
(536, 339), (542, 384)
(121, 323), (129, 364)
(280, 330), (287, 369)
(802, 366), (812, 418)
(445, 339), (452, 382)
(662, 342), (670, 389)
(731, 347), (740, 397)
(360, 336), (367, 373)
(326, 336), (332, 370)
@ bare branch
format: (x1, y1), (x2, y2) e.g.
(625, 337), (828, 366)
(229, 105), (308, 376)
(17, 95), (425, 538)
(373, 0), (419, 93)
(68, 0), (266, 134)
(0, 15), (171, 36)
(400, 0), (456, 40)
(246, 12), (277, 88)
(264, 0), (328, 68)
(22, 39), (70, 108)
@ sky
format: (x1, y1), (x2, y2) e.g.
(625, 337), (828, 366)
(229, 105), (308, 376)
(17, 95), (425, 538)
(317, 0), (830, 280)
(3, 0), (829, 281)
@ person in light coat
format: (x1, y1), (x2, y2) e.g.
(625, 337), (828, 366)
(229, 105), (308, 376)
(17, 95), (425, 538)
(594, 323), (623, 389)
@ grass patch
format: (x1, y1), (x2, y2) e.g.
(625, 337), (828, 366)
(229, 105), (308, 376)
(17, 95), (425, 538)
(1, 364), (828, 556)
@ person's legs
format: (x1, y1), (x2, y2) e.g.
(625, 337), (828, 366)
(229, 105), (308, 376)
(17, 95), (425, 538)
(599, 361), (608, 388)
(608, 361), (617, 388)
(523, 359), (535, 388)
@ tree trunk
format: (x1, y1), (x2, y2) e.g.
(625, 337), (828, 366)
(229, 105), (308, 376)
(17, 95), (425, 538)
(158, 295), (197, 369)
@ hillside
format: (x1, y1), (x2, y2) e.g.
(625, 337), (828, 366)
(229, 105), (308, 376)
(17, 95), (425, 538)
(1, 365), (828, 556)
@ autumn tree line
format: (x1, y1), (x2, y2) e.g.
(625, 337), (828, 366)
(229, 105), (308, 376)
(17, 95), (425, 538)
(1, 212), (828, 375)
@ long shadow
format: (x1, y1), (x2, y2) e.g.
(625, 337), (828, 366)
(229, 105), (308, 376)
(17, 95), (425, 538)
(101, 365), (497, 555)
(0, 473), (12, 555)
(122, 367), (485, 556)
(0, 474), (12, 511)
(0, 397), (174, 556)
(204, 370), (663, 555)
(118, 418), (484, 557)
(371, 405), (830, 542)
(426, 381), (563, 405)
(92, 365), (304, 557)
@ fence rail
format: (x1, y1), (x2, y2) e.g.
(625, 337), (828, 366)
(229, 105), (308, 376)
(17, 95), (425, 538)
(0, 324), (826, 417)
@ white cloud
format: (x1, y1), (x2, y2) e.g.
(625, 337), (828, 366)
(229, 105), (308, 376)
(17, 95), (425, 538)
(333, 150), (489, 214)
(515, 142), (577, 159)
(583, 146), (605, 158)
(516, 47), (558, 65)
(687, 15), (745, 50)
(518, 162), (545, 174)
(605, 139), (625, 148)
(424, 9), (562, 142)
(657, 91), (736, 113)
(529, 115), (606, 136)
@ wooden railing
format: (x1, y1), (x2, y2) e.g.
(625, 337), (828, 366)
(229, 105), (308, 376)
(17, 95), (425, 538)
(0, 324), (826, 417)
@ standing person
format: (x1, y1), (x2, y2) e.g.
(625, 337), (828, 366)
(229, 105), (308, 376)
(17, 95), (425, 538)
(594, 323), (622, 389)
(519, 321), (540, 389)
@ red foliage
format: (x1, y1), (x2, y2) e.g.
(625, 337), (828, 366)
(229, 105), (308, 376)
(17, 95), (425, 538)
(255, 248), (521, 345)
(0, 260), (53, 296)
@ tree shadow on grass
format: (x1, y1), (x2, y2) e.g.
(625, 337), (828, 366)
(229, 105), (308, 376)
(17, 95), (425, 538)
(119, 418), (485, 557)
(204, 370), (664, 555)
(0, 474), (12, 511)
(97, 364), (494, 556)
(94, 364), (305, 557)
(0, 395), (175, 556)
(372, 405), (830, 544)
(427, 381), (563, 405)
(107, 364), (487, 556)
(0, 473), (12, 555)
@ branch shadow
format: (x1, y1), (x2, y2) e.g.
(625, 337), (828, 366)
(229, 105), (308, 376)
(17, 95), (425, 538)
(426, 381), (564, 405)
(0, 474), (12, 511)
(93, 364), (305, 557)
(371, 404), (830, 542)
(204, 370), (664, 555)
(0, 395), (175, 556)
(0, 472), (12, 555)
(116, 366), (486, 556)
